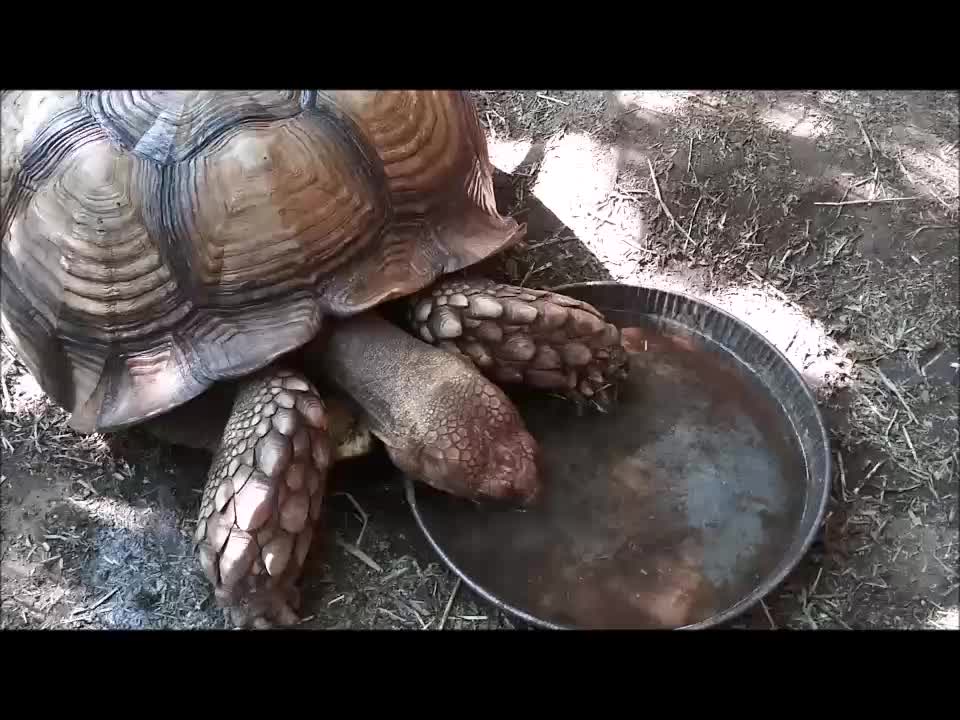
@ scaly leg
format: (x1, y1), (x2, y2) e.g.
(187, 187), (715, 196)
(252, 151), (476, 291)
(405, 277), (629, 411)
(193, 368), (332, 629)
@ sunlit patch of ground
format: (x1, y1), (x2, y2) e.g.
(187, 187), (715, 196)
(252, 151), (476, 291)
(928, 606), (958, 630)
(487, 138), (534, 175)
(886, 129), (959, 208)
(614, 90), (704, 117)
(759, 102), (837, 140)
(513, 118), (853, 395)
(531, 132), (632, 263)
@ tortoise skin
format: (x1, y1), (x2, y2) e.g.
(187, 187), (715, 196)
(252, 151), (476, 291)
(193, 368), (332, 628)
(405, 277), (630, 411)
(0, 90), (523, 434)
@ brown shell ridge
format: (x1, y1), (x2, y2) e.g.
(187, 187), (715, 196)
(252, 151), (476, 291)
(78, 115), (387, 428)
(0, 267), (79, 412)
(78, 91), (306, 165)
(1, 103), (102, 239)
(323, 91), (466, 216)
(313, 213), (523, 317)
(319, 90), (523, 277)
(2, 91), (397, 432)
(2, 90), (522, 433)
(458, 92), (503, 219)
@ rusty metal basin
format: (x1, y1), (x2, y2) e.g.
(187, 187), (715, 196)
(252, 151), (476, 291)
(405, 281), (831, 630)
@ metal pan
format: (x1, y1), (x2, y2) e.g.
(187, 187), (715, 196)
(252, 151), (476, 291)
(406, 281), (831, 629)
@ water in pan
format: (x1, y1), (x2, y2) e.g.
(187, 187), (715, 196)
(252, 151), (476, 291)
(416, 320), (808, 629)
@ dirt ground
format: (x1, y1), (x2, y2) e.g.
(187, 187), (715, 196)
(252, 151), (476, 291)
(2, 90), (957, 630)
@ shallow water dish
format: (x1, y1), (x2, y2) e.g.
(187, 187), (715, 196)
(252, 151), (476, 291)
(406, 281), (831, 630)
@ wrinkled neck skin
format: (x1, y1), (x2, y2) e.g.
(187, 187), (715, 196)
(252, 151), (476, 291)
(307, 311), (541, 506)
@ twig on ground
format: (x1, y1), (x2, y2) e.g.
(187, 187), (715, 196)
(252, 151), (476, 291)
(334, 535), (382, 573)
(933, 553), (958, 579)
(53, 453), (99, 466)
(333, 491), (368, 548)
(525, 235), (577, 251)
(685, 196), (703, 247)
(875, 367), (919, 424)
(402, 600), (428, 629)
(378, 607), (405, 624)
(70, 587), (118, 616)
(837, 450), (849, 502)
(905, 225), (954, 243)
(857, 118), (875, 162)
(537, 93), (568, 106)
(864, 460), (886, 482)
(814, 197), (922, 206)
(745, 266), (799, 307)
(902, 426), (921, 467)
(760, 599), (777, 629)
(811, 567), (824, 596)
(896, 146), (917, 185)
(1, 373), (11, 412)
(816, 602), (853, 630)
(438, 577), (461, 630)
(646, 157), (696, 248)
(380, 565), (409, 585)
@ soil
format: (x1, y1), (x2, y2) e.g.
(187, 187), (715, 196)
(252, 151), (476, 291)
(2, 90), (957, 630)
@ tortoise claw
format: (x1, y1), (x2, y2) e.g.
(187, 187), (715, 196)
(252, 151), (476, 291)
(407, 277), (629, 410)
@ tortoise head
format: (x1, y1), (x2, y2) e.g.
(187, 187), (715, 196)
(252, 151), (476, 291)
(385, 375), (542, 508)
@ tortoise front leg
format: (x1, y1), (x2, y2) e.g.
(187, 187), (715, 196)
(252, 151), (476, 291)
(405, 278), (629, 411)
(193, 368), (333, 629)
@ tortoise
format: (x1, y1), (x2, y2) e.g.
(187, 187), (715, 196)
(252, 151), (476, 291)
(1, 90), (629, 628)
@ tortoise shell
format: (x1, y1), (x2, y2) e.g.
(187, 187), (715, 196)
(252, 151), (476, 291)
(0, 90), (522, 432)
